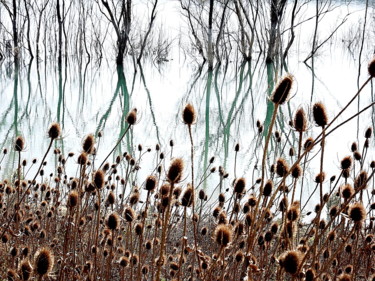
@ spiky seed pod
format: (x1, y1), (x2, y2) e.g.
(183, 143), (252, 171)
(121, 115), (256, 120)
(279, 250), (302, 275)
(48, 123), (61, 139)
(365, 127), (373, 138)
(19, 259), (32, 281)
(248, 195), (257, 206)
(293, 108), (308, 132)
(341, 156), (352, 170)
(135, 223), (143, 235)
(93, 170), (104, 189)
(368, 58), (375, 77)
(129, 192), (139, 205)
(7, 269), (18, 281)
(126, 108), (137, 125)
(199, 189), (206, 200)
(124, 207), (135, 222)
(67, 190), (79, 208)
(234, 177), (246, 194)
(313, 102), (328, 127)
(14, 136), (25, 152)
(167, 158), (184, 183)
(329, 206), (338, 217)
(106, 213), (119, 230)
(160, 184), (170, 196)
(354, 171), (368, 190)
(291, 165), (302, 179)
(182, 103), (196, 125)
(271, 74), (293, 105)
(287, 202), (300, 221)
(214, 225), (233, 247)
(106, 191), (115, 205)
(145, 175), (157, 191)
(82, 134), (95, 154)
(263, 180), (273, 197)
(345, 265), (353, 274)
(173, 187), (182, 198)
(353, 151), (362, 161)
(341, 184), (354, 200)
(327, 230), (336, 242)
(34, 248), (54, 277)
(276, 158), (289, 177)
(305, 268), (316, 281)
(77, 152), (87, 166)
(2, 233), (10, 243)
(348, 202), (366, 223)
(119, 256), (129, 267)
(315, 172), (325, 184)
(180, 185), (194, 207)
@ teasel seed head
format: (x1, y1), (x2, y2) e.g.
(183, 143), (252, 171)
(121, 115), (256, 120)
(19, 259), (32, 280)
(119, 256), (129, 267)
(124, 207), (135, 222)
(167, 158), (184, 183)
(291, 164), (302, 179)
(106, 212), (119, 230)
(214, 224), (233, 247)
(276, 158), (289, 177)
(271, 74), (293, 105)
(126, 108), (137, 125)
(67, 190), (79, 208)
(34, 248), (54, 277)
(368, 57), (375, 77)
(14, 136), (25, 152)
(354, 171), (368, 190)
(341, 184), (354, 200)
(313, 102), (328, 127)
(278, 250), (302, 275)
(348, 202), (366, 223)
(180, 184), (194, 207)
(315, 172), (325, 184)
(286, 202), (300, 222)
(293, 108), (308, 132)
(93, 170), (105, 189)
(263, 180), (273, 197)
(82, 134), (95, 154)
(106, 191), (115, 205)
(365, 127), (373, 138)
(183, 103), (196, 125)
(305, 268), (316, 281)
(341, 156), (352, 170)
(48, 123), (61, 139)
(135, 223), (143, 235)
(233, 177), (246, 194)
(145, 175), (157, 191)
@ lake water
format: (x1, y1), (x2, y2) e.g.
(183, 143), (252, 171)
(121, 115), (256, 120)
(0, 0), (374, 205)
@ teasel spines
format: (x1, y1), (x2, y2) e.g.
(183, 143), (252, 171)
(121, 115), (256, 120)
(233, 177), (246, 194)
(278, 250), (303, 275)
(368, 57), (375, 77)
(167, 158), (184, 184)
(348, 202), (366, 223)
(214, 224), (233, 247)
(19, 259), (32, 280)
(312, 102), (328, 127)
(183, 103), (196, 125)
(293, 108), (308, 132)
(48, 122), (61, 139)
(82, 134), (95, 154)
(270, 74), (293, 105)
(106, 212), (119, 230)
(93, 170), (105, 189)
(341, 156), (352, 170)
(340, 184), (354, 200)
(67, 190), (79, 208)
(180, 184), (194, 207)
(145, 175), (157, 191)
(33, 248), (54, 277)
(14, 136), (25, 152)
(276, 158), (289, 177)
(126, 108), (137, 125)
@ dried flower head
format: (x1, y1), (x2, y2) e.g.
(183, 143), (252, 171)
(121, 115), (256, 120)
(93, 170), (105, 189)
(167, 158), (184, 183)
(180, 185), (194, 207)
(276, 158), (289, 177)
(183, 103), (196, 125)
(271, 74), (293, 105)
(14, 136), (25, 152)
(82, 134), (95, 154)
(368, 57), (375, 77)
(126, 108), (137, 125)
(34, 248), (54, 277)
(48, 123), (61, 139)
(313, 102), (328, 127)
(348, 202), (366, 223)
(19, 259), (33, 280)
(278, 250), (302, 275)
(214, 224), (233, 247)
(293, 108), (308, 132)
(145, 175), (157, 191)
(234, 177), (246, 194)
(106, 212), (119, 230)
